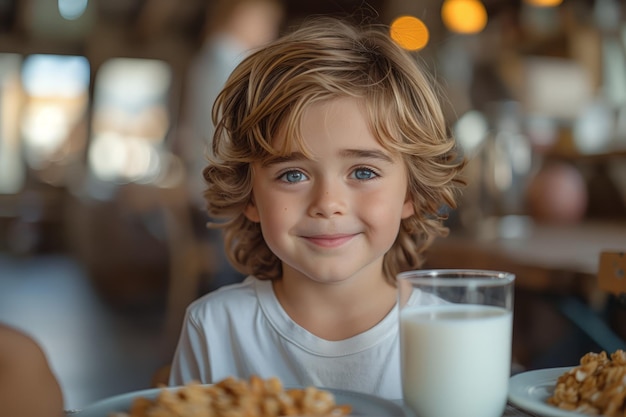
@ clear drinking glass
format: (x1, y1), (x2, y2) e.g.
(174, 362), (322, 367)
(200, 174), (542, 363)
(397, 269), (515, 417)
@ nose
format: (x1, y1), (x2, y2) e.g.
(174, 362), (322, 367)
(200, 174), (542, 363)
(307, 179), (347, 218)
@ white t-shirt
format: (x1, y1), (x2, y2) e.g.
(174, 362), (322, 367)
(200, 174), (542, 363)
(168, 276), (439, 400)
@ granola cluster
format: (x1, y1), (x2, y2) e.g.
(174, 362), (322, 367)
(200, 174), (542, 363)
(111, 375), (352, 417)
(547, 350), (626, 416)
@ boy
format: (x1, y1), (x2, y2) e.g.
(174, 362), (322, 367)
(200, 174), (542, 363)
(169, 16), (465, 400)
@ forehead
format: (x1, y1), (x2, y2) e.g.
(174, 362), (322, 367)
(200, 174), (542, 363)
(268, 97), (396, 158)
(302, 97), (369, 135)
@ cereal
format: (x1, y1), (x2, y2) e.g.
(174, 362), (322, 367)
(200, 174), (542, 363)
(547, 350), (626, 416)
(110, 376), (352, 417)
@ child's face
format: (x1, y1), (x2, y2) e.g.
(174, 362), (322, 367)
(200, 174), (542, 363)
(245, 97), (414, 285)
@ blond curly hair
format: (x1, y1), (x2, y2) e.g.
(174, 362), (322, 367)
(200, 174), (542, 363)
(202, 16), (465, 283)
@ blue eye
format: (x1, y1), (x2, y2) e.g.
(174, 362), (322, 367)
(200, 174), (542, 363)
(280, 170), (308, 183)
(352, 167), (377, 180)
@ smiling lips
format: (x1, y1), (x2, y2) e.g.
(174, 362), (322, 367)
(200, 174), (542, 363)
(304, 234), (356, 248)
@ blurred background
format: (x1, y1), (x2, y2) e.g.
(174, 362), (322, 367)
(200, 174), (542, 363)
(0, 0), (625, 410)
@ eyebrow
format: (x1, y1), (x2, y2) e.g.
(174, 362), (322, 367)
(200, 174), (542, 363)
(340, 149), (394, 163)
(261, 152), (307, 166)
(262, 149), (394, 166)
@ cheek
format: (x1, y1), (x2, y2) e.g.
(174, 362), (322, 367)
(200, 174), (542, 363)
(256, 198), (294, 232)
(361, 185), (410, 220)
(257, 207), (294, 253)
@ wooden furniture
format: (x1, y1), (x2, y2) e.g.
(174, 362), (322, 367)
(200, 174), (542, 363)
(598, 251), (626, 299)
(116, 181), (216, 361)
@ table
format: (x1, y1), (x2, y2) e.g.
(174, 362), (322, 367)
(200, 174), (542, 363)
(425, 219), (626, 368)
(66, 402), (542, 416)
(505, 403), (541, 416)
(426, 220), (626, 289)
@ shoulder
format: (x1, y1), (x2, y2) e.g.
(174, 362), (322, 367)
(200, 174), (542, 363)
(0, 324), (47, 367)
(0, 324), (64, 417)
(185, 276), (268, 320)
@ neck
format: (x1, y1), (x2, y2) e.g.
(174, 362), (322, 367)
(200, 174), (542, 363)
(273, 267), (398, 341)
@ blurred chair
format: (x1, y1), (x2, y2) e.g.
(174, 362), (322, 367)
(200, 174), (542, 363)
(598, 251), (626, 346)
(598, 251), (626, 301)
(556, 251), (626, 355)
(117, 173), (217, 362)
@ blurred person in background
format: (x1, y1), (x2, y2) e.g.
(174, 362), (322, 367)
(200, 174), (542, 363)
(181, 0), (285, 292)
(0, 323), (64, 417)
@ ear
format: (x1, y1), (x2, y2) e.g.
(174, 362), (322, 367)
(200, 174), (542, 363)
(244, 196), (261, 223)
(401, 196), (414, 219)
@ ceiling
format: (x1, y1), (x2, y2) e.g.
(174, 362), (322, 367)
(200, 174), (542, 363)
(0, 0), (602, 69)
(0, 0), (393, 48)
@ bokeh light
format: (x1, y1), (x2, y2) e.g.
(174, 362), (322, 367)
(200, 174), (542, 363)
(441, 0), (488, 34)
(88, 58), (171, 185)
(20, 54), (90, 172)
(58, 0), (89, 20)
(524, 0), (563, 6)
(390, 15), (429, 51)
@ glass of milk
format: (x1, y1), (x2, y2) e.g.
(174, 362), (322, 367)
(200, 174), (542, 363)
(397, 269), (514, 417)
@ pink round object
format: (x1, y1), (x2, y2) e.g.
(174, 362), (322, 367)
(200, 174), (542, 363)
(526, 161), (588, 224)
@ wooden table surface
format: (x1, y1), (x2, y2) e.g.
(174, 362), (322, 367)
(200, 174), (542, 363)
(66, 401), (544, 416)
(425, 220), (626, 295)
(425, 219), (626, 369)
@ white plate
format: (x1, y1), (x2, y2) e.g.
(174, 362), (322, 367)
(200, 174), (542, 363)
(508, 367), (589, 417)
(74, 385), (411, 417)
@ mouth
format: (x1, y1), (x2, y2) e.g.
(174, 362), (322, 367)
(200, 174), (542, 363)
(303, 234), (357, 248)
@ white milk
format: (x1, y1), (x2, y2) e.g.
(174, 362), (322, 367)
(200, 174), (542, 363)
(400, 304), (512, 417)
